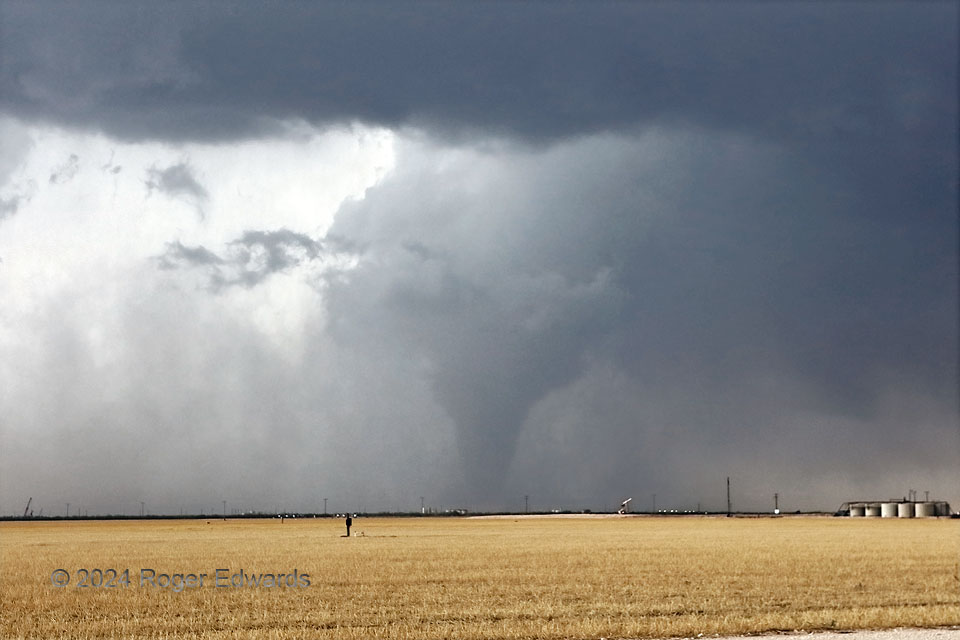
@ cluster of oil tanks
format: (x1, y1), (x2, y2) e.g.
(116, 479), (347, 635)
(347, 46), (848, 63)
(847, 501), (950, 517)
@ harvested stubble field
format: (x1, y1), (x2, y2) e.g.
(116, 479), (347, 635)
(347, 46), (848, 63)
(1, 516), (958, 639)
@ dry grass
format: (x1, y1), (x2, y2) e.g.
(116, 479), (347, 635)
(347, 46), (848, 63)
(1, 516), (958, 639)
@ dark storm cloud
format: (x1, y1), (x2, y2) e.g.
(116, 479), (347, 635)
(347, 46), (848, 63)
(319, 127), (958, 507)
(3, 3), (953, 247)
(1, 3), (954, 149)
(0, 2), (956, 512)
(4, 5), (954, 247)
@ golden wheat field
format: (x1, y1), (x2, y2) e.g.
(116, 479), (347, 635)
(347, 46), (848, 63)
(1, 516), (958, 639)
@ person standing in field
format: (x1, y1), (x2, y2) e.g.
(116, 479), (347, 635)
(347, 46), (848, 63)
(345, 515), (352, 537)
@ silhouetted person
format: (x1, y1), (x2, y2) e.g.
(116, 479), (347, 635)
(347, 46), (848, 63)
(345, 515), (352, 537)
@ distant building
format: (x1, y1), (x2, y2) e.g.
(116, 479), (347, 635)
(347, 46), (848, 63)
(837, 500), (952, 517)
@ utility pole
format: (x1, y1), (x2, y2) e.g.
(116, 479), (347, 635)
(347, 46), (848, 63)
(323, 498), (327, 515)
(726, 477), (731, 517)
(140, 501), (145, 517)
(524, 495), (529, 513)
(925, 490), (929, 502)
(66, 503), (70, 518)
(222, 500), (226, 519)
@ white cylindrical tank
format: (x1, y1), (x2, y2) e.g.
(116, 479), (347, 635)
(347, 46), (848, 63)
(915, 502), (937, 517)
(897, 502), (914, 518)
(865, 503), (881, 517)
(881, 502), (898, 518)
(849, 504), (866, 517)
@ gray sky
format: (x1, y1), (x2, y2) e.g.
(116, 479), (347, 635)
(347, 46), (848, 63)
(0, 2), (956, 516)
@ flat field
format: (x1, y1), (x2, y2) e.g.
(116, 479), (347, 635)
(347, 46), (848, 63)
(1, 516), (958, 639)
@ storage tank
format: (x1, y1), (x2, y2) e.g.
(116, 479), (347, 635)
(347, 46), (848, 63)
(880, 502), (898, 518)
(865, 503), (881, 517)
(897, 502), (914, 518)
(849, 503), (866, 517)
(935, 502), (951, 516)
(915, 502), (937, 517)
